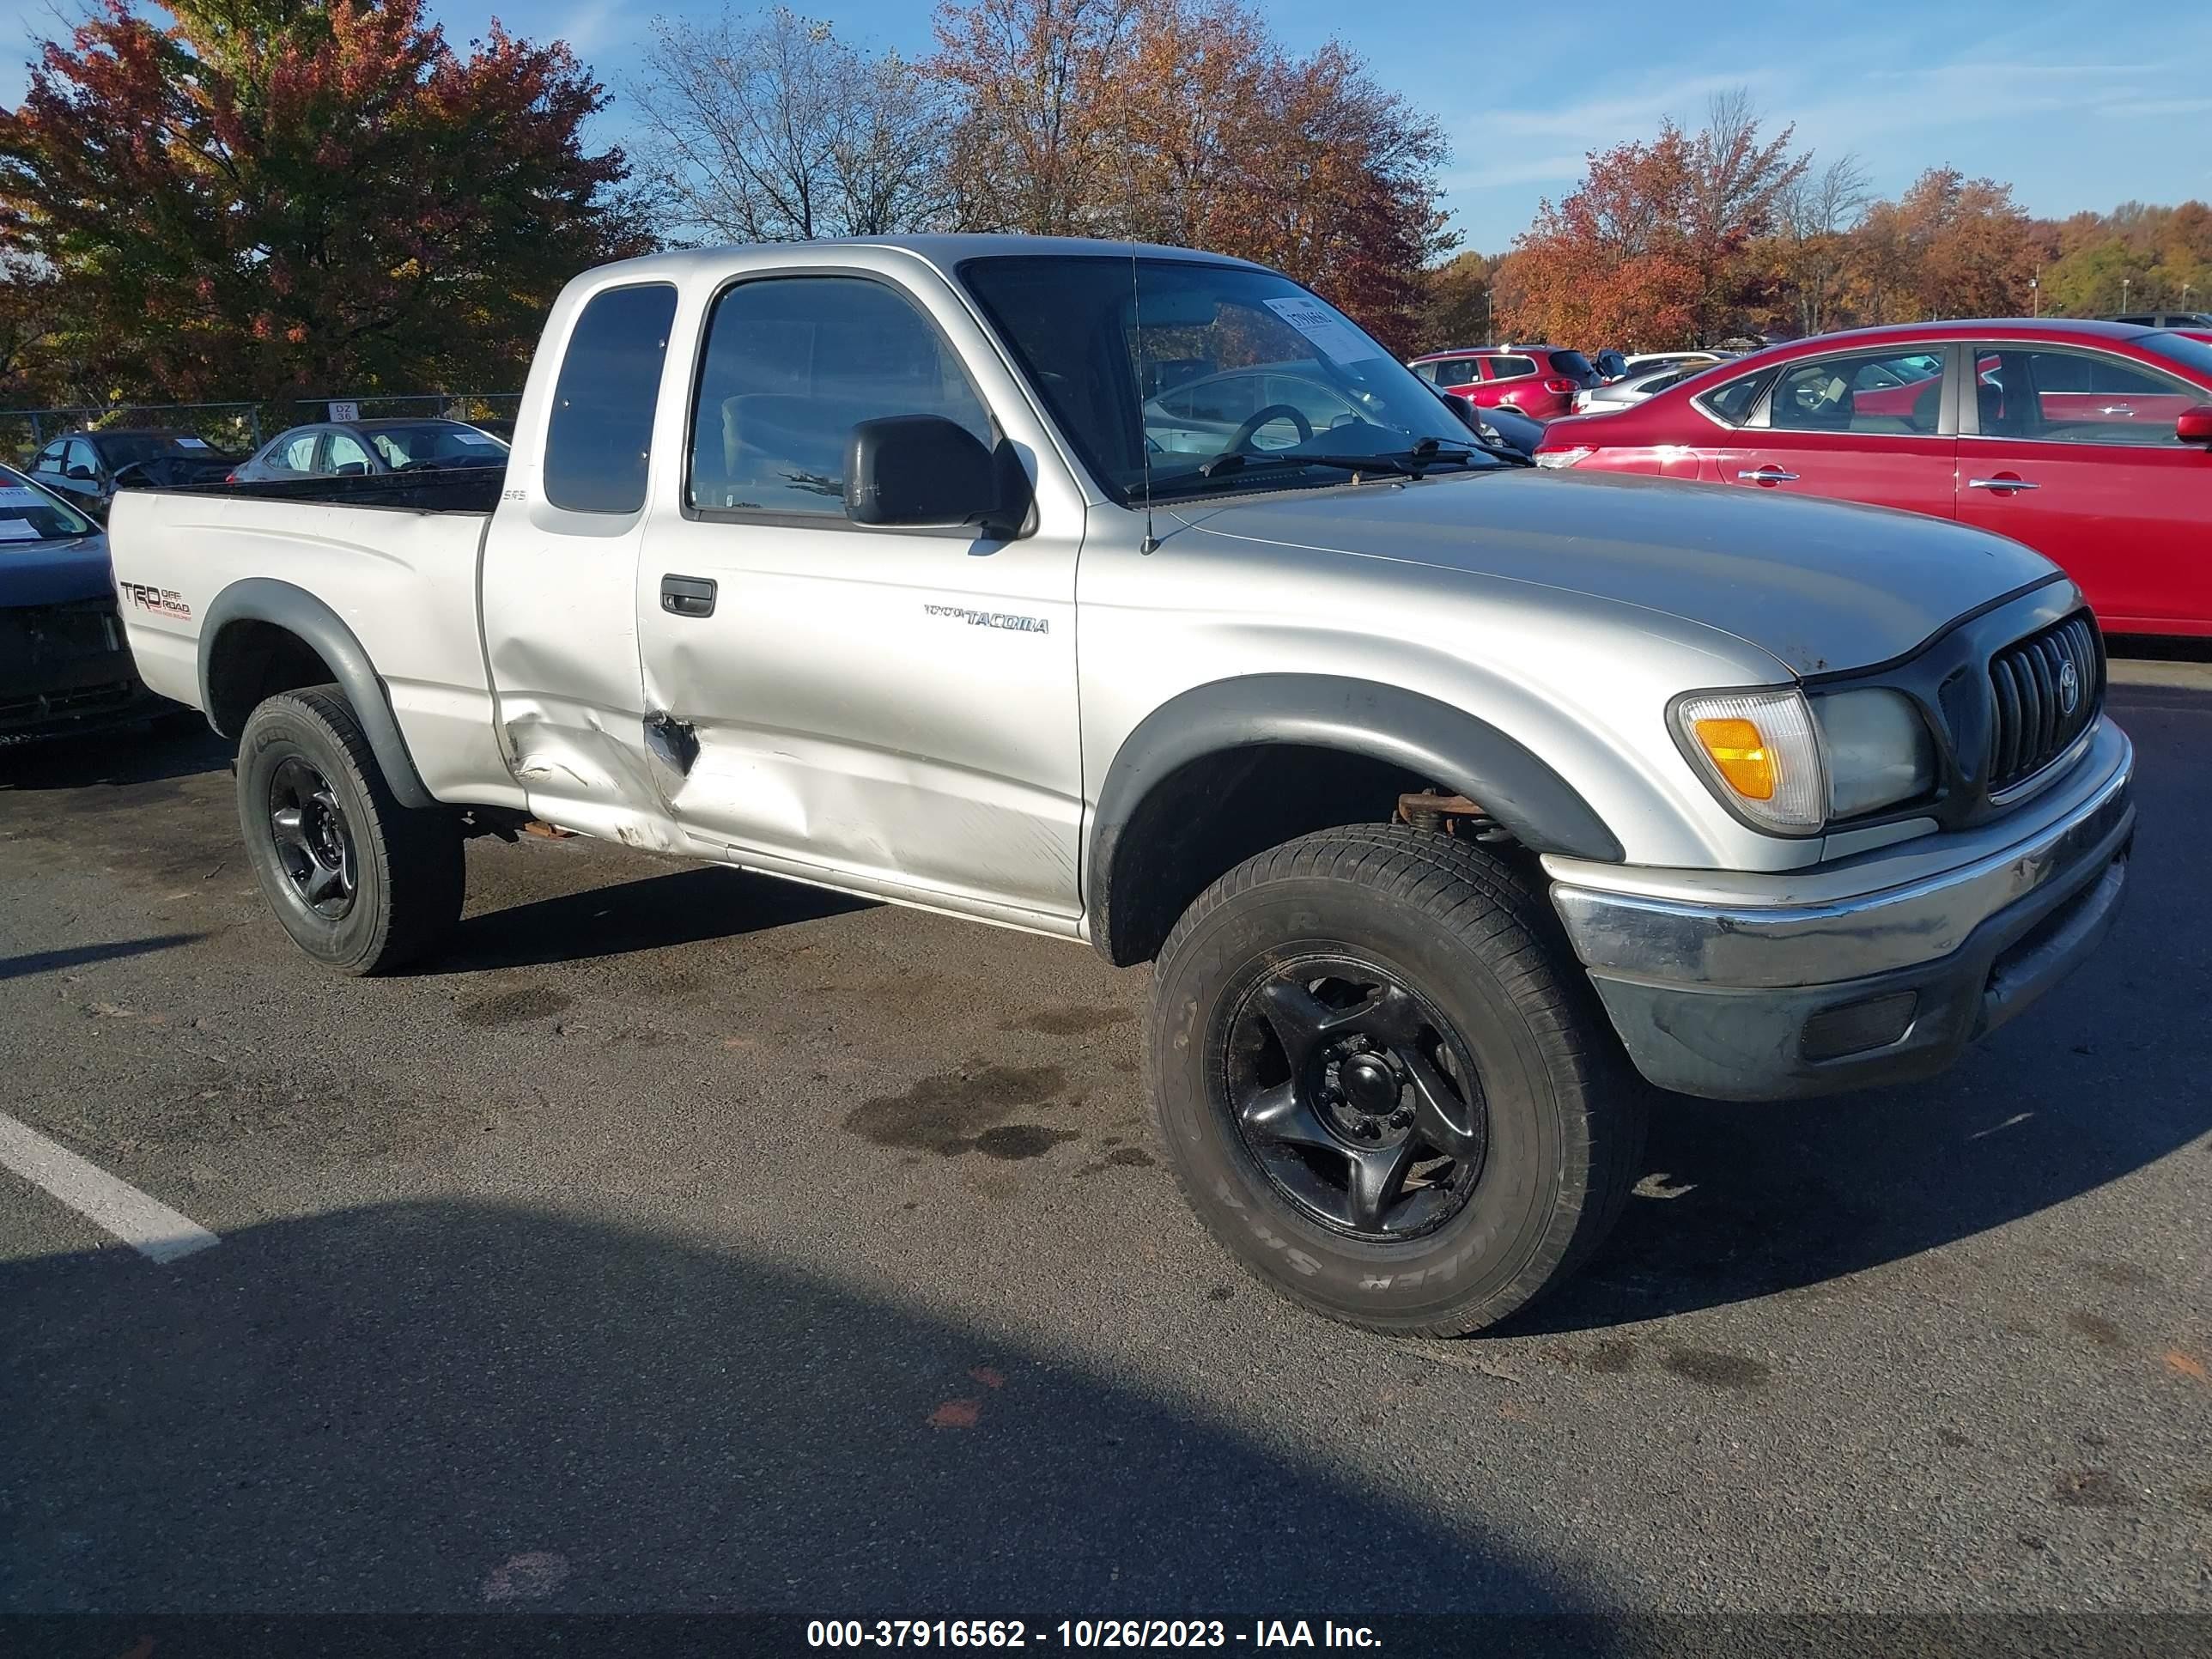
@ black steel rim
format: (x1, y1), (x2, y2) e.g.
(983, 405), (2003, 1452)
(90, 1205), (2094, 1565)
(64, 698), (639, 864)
(1215, 952), (1489, 1241)
(267, 756), (356, 920)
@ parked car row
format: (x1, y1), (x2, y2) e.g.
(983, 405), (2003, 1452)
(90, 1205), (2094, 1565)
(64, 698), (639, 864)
(27, 428), (233, 518)
(15, 418), (510, 520)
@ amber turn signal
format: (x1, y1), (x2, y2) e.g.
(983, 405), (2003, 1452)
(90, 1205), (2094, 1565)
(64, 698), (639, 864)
(1692, 717), (1778, 801)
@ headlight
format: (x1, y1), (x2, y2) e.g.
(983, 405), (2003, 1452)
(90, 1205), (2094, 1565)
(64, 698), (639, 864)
(1534, 447), (1593, 469)
(1813, 688), (1936, 817)
(1673, 689), (1826, 835)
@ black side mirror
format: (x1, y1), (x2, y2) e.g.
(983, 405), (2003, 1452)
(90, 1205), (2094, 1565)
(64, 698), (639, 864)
(845, 415), (1023, 538)
(64, 463), (96, 482)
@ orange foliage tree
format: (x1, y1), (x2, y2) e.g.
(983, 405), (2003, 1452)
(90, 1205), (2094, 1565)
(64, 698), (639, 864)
(928, 0), (1453, 353)
(0, 0), (651, 401)
(1503, 93), (1803, 351)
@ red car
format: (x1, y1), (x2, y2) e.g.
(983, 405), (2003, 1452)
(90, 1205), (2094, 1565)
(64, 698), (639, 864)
(1536, 319), (2212, 635)
(1407, 344), (1601, 420)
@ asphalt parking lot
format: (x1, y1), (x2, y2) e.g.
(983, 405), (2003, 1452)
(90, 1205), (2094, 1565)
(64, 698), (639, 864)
(3, 663), (2209, 1628)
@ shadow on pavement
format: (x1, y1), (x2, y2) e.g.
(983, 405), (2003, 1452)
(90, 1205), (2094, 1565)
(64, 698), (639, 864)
(0, 720), (233, 794)
(0, 933), (205, 981)
(434, 866), (876, 973)
(0, 1200), (1592, 1623)
(1519, 680), (2212, 1334)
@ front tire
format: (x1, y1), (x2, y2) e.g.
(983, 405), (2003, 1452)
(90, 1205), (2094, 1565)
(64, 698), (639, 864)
(1146, 824), (1644, 1337)
(235, 686), (463, 975)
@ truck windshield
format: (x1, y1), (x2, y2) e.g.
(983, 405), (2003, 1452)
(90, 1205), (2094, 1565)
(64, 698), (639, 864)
(0, 465), (96, 540)
(960, 254), (1502, 503)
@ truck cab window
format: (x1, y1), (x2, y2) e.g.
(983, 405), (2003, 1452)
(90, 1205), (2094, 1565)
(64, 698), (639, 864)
(687, 276), (993, 518)
(544, 282), (678, 514)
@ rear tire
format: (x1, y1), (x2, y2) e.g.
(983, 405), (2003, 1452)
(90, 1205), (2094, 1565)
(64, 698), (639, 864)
(235, 685), (463, 975)
(1146, 824), (1644, 1337)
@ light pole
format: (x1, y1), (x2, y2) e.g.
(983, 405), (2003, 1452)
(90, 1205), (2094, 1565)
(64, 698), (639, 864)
(2122, 276), (2130, 314)
(2029, 268), (2039, 318)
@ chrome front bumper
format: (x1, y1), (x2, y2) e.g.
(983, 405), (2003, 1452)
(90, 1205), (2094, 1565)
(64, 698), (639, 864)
(1547, 720), (2135, 1100)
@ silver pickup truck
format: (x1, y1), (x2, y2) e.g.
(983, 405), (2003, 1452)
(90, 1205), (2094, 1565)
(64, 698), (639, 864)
(111, 236), (2133, 1336)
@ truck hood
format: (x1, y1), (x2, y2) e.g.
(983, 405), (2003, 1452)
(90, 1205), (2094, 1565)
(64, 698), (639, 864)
(0, 532), (114, 609)
(1171, 468), (2060, 676)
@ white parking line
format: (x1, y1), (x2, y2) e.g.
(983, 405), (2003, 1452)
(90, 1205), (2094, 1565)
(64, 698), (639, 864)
(0, 1111), (219, 1263)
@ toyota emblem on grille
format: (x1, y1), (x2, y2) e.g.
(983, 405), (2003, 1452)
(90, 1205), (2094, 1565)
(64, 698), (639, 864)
(2057, 655), (2081, 714)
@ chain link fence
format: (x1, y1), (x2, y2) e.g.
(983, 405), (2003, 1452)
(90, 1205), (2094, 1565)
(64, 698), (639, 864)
(1, 392), (523, 465)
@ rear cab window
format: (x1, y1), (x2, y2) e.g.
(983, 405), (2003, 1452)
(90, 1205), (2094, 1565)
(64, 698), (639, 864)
(544, 283), (680, 514)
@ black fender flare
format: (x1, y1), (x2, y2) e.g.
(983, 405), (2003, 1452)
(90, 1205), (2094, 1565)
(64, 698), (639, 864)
(1085, 673), (1623, 948)
(198, 577), (437, 810)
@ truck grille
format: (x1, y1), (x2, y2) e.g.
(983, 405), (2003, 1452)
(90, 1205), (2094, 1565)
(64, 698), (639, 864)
(1987, 613), (2101, 793)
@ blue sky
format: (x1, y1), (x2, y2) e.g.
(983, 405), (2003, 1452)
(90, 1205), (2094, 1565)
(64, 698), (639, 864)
(4, 0), (2208, 253)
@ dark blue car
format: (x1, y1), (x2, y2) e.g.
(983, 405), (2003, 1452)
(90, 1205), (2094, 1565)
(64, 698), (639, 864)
(0, 463), (169, 744)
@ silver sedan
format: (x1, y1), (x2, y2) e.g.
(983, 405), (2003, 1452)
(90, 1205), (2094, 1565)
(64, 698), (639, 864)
(1569, 363), (1696, 415)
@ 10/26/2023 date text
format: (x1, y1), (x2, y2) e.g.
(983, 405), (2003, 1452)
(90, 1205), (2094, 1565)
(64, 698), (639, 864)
(807, 1620), (1383, 1648)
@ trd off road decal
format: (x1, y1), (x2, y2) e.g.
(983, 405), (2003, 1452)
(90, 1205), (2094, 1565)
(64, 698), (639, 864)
(923, 603), (1048, 635)
(118, 580), (191, 620)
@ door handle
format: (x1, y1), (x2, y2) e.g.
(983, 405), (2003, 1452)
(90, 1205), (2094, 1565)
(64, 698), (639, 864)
(1736, 467), (1799, 484)
(2095, 404), (2134, 416)
(1966, 477), (2039, 492)
(660, 574), (717, 618)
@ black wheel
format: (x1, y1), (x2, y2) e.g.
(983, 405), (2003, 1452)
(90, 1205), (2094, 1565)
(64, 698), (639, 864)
(235, 685), (463, 975)
(1146, 824), (1644, 1337)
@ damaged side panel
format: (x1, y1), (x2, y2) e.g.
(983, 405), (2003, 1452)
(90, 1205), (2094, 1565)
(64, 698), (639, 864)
(659, 722), (1082, 911)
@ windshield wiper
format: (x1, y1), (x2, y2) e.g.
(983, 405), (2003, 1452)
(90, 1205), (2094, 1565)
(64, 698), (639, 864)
(1195, 435), (1481, 483)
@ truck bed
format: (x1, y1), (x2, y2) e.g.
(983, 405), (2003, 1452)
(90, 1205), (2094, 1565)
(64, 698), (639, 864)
(131, 466), (506, 516)
(108, 470), (512, 803)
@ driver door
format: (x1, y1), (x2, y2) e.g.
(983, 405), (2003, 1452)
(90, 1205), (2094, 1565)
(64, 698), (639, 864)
(635, 267), (1086, 923)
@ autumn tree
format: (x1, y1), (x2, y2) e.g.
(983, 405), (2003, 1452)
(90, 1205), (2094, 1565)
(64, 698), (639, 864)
(1842, 168), (2036, 322)
(1501, 125), (1698, 350)
(0, 0), (652, 403)
(2039, 199), (2211, 316)
(1504, 91), (1802, 350)
(1682, 89), (1807, 342)
(0, 254), (69, 404)
(631, 7), (951, 243)
(1415, 251), (1494, 351)
(931, 0), (1141, 236)
(927, 0), (1452, 353)
(1775, 153), (1868, 337)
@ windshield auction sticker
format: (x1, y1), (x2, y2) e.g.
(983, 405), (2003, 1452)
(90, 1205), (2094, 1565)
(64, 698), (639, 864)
(1261, 296), (1382, 363)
